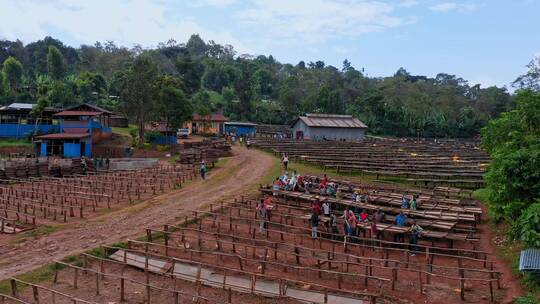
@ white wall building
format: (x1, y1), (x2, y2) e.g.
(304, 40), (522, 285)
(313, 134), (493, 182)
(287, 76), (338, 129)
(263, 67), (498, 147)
(291, 114), (368, 141)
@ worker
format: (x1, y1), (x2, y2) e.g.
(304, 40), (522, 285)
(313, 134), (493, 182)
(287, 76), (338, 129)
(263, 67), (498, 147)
(199, 161), (208, 180)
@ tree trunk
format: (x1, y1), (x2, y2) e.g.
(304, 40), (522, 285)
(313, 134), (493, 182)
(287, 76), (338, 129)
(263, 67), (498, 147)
(138, 120), (145, 147)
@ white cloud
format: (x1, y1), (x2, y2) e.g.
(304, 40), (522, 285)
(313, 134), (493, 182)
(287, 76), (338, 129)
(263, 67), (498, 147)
(235, 0), (405, 44)
(0, 0), (249, 52)
(430, 2), (477, 12)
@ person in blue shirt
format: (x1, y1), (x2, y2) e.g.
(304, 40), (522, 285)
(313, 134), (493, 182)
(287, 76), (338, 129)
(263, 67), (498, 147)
(396, 211), (408, 226)
(401, 195), (410, 209)
(395, 211), (408, 242)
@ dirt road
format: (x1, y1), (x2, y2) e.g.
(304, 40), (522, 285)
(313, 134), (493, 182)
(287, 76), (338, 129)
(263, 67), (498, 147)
(0, 146), (276, 279)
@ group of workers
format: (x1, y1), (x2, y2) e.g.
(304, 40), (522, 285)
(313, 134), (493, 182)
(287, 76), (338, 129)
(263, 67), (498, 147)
(267, 158), (425, 255)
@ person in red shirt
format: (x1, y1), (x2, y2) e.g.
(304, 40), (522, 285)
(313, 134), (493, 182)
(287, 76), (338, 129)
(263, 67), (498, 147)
(264, 195), (274, 221)
(360, 209), (369, 222)
(312, 198), (322, 215)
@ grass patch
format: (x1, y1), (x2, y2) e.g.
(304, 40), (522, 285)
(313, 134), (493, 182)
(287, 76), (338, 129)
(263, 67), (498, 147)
(14, 225), (60, 244)
(473, 188), (491, 203)
(0, 263), (57, 295)
(168, 154), (180, 164)
(112, 125), (138, 138)
(0, 138), (32, 148)
(214, 157), (230, 168)
(255, 150), (411, 189)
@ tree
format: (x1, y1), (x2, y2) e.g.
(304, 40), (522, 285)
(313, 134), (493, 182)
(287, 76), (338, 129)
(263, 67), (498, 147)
(2, 56), (23, 96)
(120, 56), (159, 146)
(176, 56), (204, 95)
(47, 45), (66, 80)
(342, 59), (353, 73)
(186, 34), (207, 57)
(0, 71), (5, 98)
(158, 86), (193, 130)
(482, 90), (540, 223)
(233, 59), (255, 120)
(48, 77), (77, 108)
(513, 57), (540, 92)
(31, 79), (50, 135)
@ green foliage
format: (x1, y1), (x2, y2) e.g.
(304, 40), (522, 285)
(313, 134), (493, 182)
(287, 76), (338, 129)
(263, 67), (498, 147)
(158, 85), (193, 129)
(514, 294), (540, 304)
(176, 55), (204, 95)
(0, 138), (32, 147)
(129, 127), (138, 140)
(120, 55), (159, 146)
(46, 45), (65, 80)
(0, 35), (519, 138)
(513, 57), (540, 92)
(0, 70), (5, 97)
(482, 90), (540, 249)
(513, 203), (540, 248)
(144, 131), (163, 143)
(2, 56), (23, 95)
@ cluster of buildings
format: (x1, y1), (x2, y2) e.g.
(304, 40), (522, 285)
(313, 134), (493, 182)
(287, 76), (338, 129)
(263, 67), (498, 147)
(185, 113), (368, 141)
(0, 103), (113, 158)
(1, 102), (368, 158)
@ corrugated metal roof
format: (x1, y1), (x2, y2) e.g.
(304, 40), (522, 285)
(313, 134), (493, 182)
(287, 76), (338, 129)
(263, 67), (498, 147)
(64, 128), (89, 134)
(7, 103), (34, 110)
(65, 103), (113, 114)
(225, 121), (258, 127)
(37, 133), (90, 139)
(293, 114), (368, 129)
(519, 249), (540, 271)
(54, 111), (101, 116)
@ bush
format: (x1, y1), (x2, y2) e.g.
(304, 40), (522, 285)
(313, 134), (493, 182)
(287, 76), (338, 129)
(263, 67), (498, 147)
(143, 131), (163, 143)
(129, 128), (137, 138)
(513, 202), (540, 248)
(514, 294), (539, 304)
(482, 90), (540, 221)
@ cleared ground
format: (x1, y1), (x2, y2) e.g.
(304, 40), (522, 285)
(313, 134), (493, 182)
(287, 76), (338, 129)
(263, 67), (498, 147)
(0, 146), (275, 279)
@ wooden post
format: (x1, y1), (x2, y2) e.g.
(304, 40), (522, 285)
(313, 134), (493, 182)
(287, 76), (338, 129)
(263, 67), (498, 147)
(174, 291), (179, 304)
(95, 273), (100, 295)
(251, 275), (256, 293)
(32, 285), (39, 303)
(54, 262), (59, 283)
(120, 277), (125, 302)
(391, 268), (397, 290)
(238, 256), (243, 271)
(10, 279), (17, 297)
(458, 257), (465, 301)
(73, 268), (78, 289)
(146, 229), (152, 242)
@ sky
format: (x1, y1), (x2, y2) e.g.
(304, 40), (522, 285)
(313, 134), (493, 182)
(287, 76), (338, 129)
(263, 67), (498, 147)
(0, 0), (539, 88)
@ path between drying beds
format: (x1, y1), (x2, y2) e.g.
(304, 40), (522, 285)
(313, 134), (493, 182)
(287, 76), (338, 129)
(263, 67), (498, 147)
(0, 146), (276, 279)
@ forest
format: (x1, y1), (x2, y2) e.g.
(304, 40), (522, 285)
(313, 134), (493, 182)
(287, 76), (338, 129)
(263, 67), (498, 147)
(0, 34), (527, 138)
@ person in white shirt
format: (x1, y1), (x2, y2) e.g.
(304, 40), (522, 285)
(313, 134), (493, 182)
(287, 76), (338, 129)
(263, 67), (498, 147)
(282, 154), (289, 171)
(322, 201), (330, 216)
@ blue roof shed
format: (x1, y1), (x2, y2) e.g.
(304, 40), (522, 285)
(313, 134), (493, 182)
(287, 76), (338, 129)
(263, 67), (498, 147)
(520, 249), (540, 272)
(224, 122), (258, 137)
